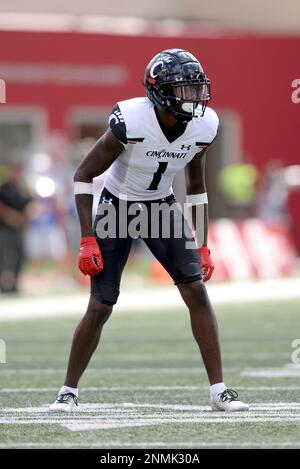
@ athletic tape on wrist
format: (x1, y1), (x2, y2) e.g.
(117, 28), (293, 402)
(74, 181), (93, 195)
(186, 193), (208, 205)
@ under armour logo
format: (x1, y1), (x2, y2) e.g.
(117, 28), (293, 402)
(102, 196), (113, 204)
(181, 144), (191, 150)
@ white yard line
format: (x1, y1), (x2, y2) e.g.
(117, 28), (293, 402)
(0, 385), (299, 393)
(122, 402), (300, 409)
(0, 277), (299, 321)
(0, 386), (208, 393)
(63, 416), (300, 431)
(2, 402), (300, 414)
(1, 413), (300, 430)
(1, 401), (300, 431)
(4, 405), (300, 413)
(0, 442), (298, 448)
(242, 368), (300, 377)
(0, 383), (234, 393)
(0, 367), (237, 374)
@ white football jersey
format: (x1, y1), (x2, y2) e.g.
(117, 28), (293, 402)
(103, 97), (218, 201)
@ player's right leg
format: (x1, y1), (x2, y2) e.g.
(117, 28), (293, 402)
(49, 296), (112, 412)
(50, 188), (132, 412)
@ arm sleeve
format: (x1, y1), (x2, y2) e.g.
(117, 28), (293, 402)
(108, 104), (127, 146)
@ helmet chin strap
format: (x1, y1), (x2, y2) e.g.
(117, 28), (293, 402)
(174, 112), (193, 123)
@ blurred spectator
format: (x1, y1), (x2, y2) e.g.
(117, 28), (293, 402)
(24, 132), (71, 264)
(24, 195), (68, 261)
(217, 162), (259, 218)
(256, 160), (300, 226)
(0, 164), (32, 293)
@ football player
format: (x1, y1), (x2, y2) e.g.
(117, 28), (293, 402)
(50, 49), (249, 412)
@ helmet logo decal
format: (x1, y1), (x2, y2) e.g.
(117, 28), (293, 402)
(149, 61), (164, 78)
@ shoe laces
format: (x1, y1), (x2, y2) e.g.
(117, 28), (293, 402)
(218, 388), (239, 403)
(55, 392), (78, 406)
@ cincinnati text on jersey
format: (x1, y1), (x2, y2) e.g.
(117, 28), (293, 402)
(146, 149), (188, 159)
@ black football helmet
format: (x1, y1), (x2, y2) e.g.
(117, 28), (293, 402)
(144, 48), (211, 121)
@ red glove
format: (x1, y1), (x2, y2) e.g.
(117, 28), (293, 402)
(198, 246), (215, 282)
(78, 237), (103, 276)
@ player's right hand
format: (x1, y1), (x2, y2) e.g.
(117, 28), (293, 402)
(78, 237), (103, 276)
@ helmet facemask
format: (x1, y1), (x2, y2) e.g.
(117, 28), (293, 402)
(158, 79), (211, 121)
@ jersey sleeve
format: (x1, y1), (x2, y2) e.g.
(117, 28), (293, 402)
(108, 104), (127, 147)
(194, 107), (219, 154)
(205, 107), (219, 143)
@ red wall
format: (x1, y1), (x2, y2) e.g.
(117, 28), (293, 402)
(1, 29), (299, 248)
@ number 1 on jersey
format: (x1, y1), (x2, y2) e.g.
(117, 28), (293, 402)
(147, 162), (168, 190)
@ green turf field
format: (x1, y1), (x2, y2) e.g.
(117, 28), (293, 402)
(0, 298), (300, 448)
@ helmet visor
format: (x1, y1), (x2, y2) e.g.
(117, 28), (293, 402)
(172, 83), (210, 102)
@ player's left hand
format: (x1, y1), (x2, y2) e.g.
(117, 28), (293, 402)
(198, 246), (215, 282)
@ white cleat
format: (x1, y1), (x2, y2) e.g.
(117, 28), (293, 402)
(49, 392), (78, 413)
(211, 388), (249, 412)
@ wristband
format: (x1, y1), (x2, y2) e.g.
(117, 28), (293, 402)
(186, 193), (208, 206)
(74, 181), (93, 195)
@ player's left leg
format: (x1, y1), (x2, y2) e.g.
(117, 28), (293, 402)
(177, 280), (249, 411)
(177, 280), (223, 385)
(144, 196), (249, 411)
